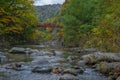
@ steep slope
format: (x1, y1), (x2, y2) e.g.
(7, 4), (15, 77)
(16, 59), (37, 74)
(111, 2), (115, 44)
(35, 4), (61, 22)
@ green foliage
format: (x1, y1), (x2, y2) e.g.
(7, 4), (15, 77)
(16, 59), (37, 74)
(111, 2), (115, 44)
(0, 0), (39, 45)
(60, 0), (102, 47)
(60, 0), (120, 52)
(89, 0), (120, 52)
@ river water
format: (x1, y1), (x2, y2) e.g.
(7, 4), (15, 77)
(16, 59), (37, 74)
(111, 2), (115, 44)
(0, 45), (107, 80)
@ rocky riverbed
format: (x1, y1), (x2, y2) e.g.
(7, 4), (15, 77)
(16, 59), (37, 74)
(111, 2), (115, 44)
(0, 45), (114, 80)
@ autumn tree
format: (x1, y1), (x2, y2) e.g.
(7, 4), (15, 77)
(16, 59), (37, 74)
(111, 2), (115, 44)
(89, 0), (120, 52)
(0, 0), (38, 45)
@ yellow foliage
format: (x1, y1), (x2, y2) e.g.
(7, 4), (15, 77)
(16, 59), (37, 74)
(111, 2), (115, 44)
(92, 27), (100, 35)
(28, 30), (45, 42)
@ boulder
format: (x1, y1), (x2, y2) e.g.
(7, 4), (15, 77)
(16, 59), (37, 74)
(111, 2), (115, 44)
(28, 49), (40, 54)
(31, 56), (49, 65)
(67, 56), (78, 63)
(49, 49), (56, 56)
(77, 60), (85, 67)
(117, 76), (120, 80)
(9, 47), (40, 55)
(81, 52), (120, 65)
(32, 66), (52, 73)
(43, 51), (56, 56)
(3, 63), (25, 71)
(59, 74), (79, 80)
(9, 47), (28, 54)
(97, 62), (120, 74)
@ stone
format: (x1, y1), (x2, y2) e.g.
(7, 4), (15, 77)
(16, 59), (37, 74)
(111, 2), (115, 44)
(63, 67), (84, 76)
(0, 52), (4, 55)
(31, 56), (49, 65)
(61, 63), (72, 68)
(117, 76), (120, 80)
(81, 52), (120, 65)
(3, 63), (25, 71)
(28, 49), (40, 54)
(77, 48), (97, 53)
(77, 60), (85, 67)
(97, 62), (120, 74)
(9, 47), (28, 54)
(49, 49), (56, 56)
(32, 66), (52, 73)
(0, 56), (9, 63)
(59, 74), (79, 80)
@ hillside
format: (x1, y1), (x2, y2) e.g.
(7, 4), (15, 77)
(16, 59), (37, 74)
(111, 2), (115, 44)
(35, 4), (61, 22)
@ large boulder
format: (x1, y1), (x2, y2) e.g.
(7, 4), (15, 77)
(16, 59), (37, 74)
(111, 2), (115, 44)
(9, 47), (29, 54)
(59, 74), (79, 80)
(97, 62), (120, 74)
(9, 47), (40, 55)
(81, 52), (120, 65)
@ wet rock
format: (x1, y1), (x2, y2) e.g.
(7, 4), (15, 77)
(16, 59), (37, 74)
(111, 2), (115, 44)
(31, 56), (49, 65)
(52, 67), (65, 74)
(49, 49), (56, 56)
(0, 55), (9, 63)
(52, 67), (59, 74)
(3, 63), (25, 71)
(59, 74), (79, 80)
(9, 47), (40, 55)
(48, 57), (64, 63)
(9, 47), (29, 54)
(117, 76), (120, 80)
(43, 51), (56, 56)
(61, 63), (72, 68)
(62, 67), (84, 76)
(52, 66), (84, 76)
(97, 62), (120, 74)
(77, 60), (85, 67)
(108, 73), (120, 80)
(77, 48), (97, 53)
(32, 66), (52, 73)
(29, 49), (40, 54)
(0, 52), (4, 55)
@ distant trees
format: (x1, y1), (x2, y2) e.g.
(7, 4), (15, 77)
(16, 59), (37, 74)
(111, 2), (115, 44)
(35, 4), (61, 22)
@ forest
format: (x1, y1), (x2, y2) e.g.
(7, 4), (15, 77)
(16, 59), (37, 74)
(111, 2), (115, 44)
(0, 0), (120, 80)
(0, 0), (120, 52)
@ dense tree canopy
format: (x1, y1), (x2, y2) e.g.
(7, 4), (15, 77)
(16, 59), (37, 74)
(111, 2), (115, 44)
(60, 0), (102, 47)
(59, 0), (120, 52)
(0, 0), (38, 45)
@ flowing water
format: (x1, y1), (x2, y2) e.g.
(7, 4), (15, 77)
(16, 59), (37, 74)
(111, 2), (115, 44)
(0, 45), (107, 80)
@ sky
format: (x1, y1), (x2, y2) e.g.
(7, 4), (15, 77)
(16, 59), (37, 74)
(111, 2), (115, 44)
(34, 0), (65, 6)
